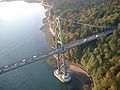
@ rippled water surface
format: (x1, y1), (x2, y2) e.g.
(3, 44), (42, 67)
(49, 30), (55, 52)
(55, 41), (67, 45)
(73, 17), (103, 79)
(0, 1), (83, 90)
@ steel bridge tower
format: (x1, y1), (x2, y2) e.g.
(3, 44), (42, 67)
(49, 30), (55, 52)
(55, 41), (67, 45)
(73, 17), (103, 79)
(53, 17), (71, 83)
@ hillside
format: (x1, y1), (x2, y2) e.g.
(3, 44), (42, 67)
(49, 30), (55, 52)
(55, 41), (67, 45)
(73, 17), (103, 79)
(44, 0), (120, 89)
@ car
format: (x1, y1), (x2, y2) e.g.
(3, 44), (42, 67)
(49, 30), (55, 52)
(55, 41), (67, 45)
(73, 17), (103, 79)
(33, 55), (37, 58)
(15, 63), (17, 66)
(19, 61), (25, 65)
(84, 39), (87, 42)
(22, 59), (26, 62)
(0, 70), (1, 72)
(52, 47), (55, 49)
(51, 51), (54, 53)
(96, 35), (98, 37)
(75, 43), (77, 46)
(5, 65), (8, 68)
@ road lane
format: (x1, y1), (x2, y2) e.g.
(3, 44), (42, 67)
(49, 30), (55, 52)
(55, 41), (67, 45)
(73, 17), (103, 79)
(0, 30), (114, 75)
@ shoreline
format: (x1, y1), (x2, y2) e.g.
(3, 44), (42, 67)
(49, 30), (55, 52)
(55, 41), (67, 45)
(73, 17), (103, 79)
(41, 22), (54, 50)
(41, 8), (92, 90)
(47, 57), (92, 90)
(68, 63), (92, 90)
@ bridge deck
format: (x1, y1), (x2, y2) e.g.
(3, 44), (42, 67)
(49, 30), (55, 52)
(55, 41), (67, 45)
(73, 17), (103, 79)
(0, 30), (113, 75)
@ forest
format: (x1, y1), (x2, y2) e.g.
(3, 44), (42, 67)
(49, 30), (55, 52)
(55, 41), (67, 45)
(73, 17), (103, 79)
(44, 0), (120, 89)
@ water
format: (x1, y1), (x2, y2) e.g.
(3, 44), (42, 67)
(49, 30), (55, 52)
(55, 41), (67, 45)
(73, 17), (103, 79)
(0, 1), (83, 90)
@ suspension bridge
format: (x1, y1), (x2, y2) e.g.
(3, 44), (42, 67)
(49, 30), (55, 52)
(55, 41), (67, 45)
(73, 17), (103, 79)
(0, 2), (116, 83)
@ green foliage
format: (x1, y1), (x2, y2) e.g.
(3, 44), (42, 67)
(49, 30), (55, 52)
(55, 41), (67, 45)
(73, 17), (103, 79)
(80, 30), (120, 90)
(48, 0), (120, 89)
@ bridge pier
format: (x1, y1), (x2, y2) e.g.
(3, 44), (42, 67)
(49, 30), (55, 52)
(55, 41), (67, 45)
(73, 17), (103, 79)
(53, 54), (71, 83)
(54, 69), (71, 83)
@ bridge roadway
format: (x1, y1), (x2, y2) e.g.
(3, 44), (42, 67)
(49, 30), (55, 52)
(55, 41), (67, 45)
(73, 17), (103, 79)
(0, 30), (114, 75)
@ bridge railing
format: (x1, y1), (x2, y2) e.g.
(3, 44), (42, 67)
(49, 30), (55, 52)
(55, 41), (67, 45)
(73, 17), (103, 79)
(0, 28), (115, 75)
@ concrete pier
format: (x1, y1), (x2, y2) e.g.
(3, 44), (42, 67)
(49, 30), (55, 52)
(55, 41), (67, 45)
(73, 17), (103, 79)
(54, 69), (71, 83)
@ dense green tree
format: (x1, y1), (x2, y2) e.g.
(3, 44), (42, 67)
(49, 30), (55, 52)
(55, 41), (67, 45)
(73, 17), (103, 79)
(47, 0), (120, 89)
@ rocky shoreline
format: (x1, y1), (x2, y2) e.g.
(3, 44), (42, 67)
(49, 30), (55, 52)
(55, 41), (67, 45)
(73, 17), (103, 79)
(41, 22), (92, 90)
(40, 2), (92, 89)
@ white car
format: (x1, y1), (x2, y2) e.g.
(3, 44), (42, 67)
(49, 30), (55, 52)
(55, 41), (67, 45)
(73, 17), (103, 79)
(22, 59), (26, 62)
(52, 47), (55, 49)
(84, 39), (87, 42)
(5, 65), (8, 68)
(90, 36), (94, 38)
(33, 55), (37, 58)
(75, 43), (77, 46)
(15, 63), (17, 66)
(51, 51), (54, 53)
(96, 35), (98, 37)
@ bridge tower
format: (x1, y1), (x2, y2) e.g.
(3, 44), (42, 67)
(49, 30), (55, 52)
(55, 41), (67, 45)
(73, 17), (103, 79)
(53, 17), (71, 83)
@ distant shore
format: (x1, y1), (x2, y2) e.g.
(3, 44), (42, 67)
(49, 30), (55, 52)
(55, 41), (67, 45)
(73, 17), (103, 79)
(1, 0), (41, 3)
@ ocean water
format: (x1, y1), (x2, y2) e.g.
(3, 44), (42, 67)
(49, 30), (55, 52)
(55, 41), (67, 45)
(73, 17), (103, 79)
(0, 1), (83, 90)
